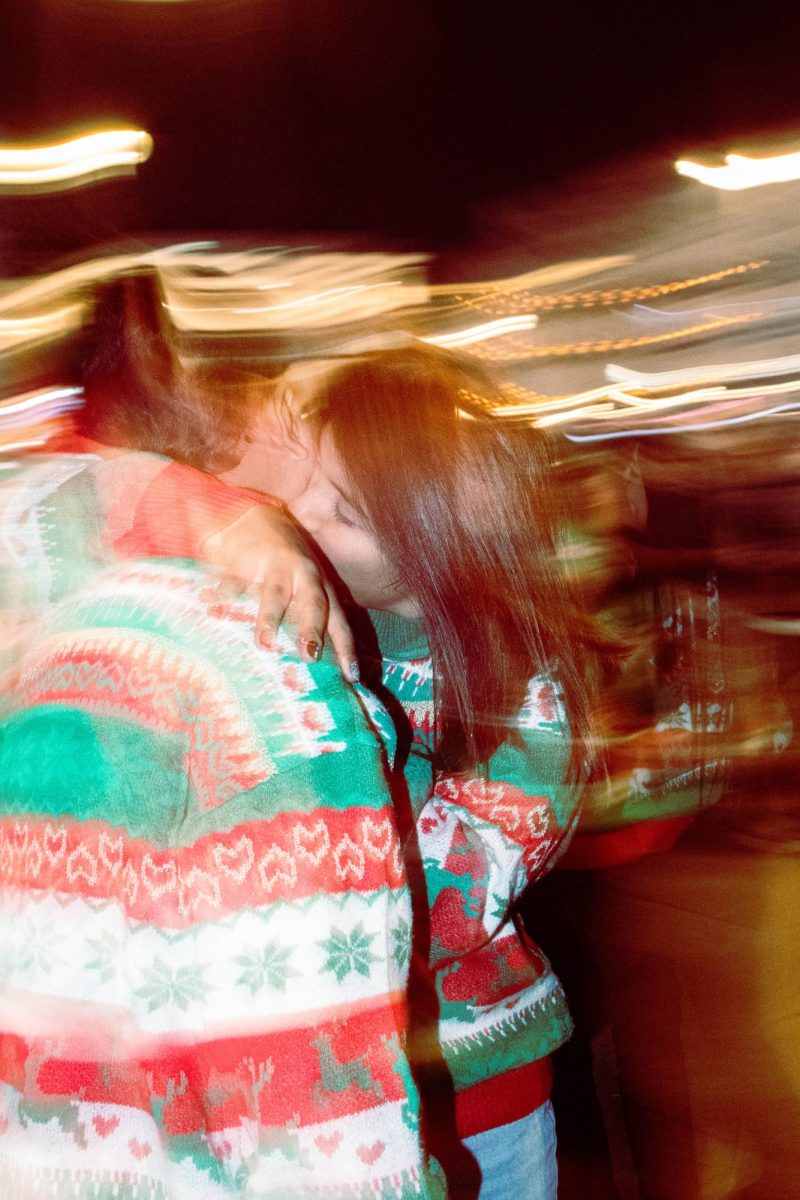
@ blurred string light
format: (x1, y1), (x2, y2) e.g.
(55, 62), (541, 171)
(0, 247), (766, 356)
(606, 350), (800, 388)
(0, 387), (84, 428)
(432, 262), (766, 317)
(565, 400), (800, 442)
(479, 372), (800, 437)
(0, 129), (153, 193)
(423, 314), (538, 348)
(676, 149), (800, 191)
(0, 305), (85, 353)
(457, 311), (764, 364)
(427, 257), (630, 298)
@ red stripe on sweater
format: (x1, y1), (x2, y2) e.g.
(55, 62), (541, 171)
(431, 776), (559, 858)
(454, 1058), (553, 1138)
(0, 1001), (410, 1129)
(0, 810), (405, 925)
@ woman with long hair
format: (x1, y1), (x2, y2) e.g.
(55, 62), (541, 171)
(267, 345), (599, 1199)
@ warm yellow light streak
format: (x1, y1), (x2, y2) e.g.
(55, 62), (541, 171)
(0, 130), (153, 190)
(676, 149), (800, 191)
(535, 403), (619, 426)
(433, 262), (766, 317)
(165, 284), (387, 316)
(0, 438), (48, 454)
(0, 256), (144, 320)
(460, 312), (763, 363)
(427, 256), (632, 296)
(0, 304), (85, 351)
(0, 249), (427, 344)
(488, 376), (800, 426)
(606, 350), (800, 389)
(423, 314), (538, 348)
(0, 387), (83, 421)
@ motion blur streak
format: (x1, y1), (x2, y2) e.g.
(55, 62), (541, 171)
(606, 351), (800, 387)
(423, 314), (538, 347)
(676, 148), (800, 190)
(0, 306), (85, 353)
(565, 401), (800, 442)
(0, 130), (153, 192)
(433, 262), (765, 317)
(463, 312), (764, 363)
(0, 388), (84, 427)
(0, 388), (84, 459)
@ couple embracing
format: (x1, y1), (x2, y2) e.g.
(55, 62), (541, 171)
(0, 267), (598, 1199)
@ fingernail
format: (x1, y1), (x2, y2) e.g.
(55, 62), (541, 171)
(347, 660), (360, 682)
(259, 630), (275, 649)
(301, 639), (321, 661)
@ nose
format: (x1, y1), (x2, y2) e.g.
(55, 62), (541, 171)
(288, 489), (321, 534)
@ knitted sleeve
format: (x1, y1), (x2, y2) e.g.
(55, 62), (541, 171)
(100, 454), (281, 560)
(417, 674), (580, 965)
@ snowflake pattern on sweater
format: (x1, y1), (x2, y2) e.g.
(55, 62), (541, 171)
(5, 447), (583, 1142)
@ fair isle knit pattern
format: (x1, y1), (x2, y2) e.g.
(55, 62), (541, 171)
(363, 611), (581, 1101)
(79, 452), (579, 1110)
(7, 449), (580, 1127)
(0, 455), (444, 1200)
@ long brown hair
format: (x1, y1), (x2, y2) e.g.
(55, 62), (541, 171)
(313, 344), (598, 779)
(78, 268), (278, 473)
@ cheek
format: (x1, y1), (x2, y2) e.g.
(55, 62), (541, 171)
(313, 527), (388, 600)
(279, 459), (317, 504)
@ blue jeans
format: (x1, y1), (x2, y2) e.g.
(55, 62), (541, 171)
(463, 1102), (558, 1200)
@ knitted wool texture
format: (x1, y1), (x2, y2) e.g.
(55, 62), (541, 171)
(359, 610), (580, 1119)
(0, 453), (446, 1200)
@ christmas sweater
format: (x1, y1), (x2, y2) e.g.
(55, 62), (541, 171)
(17, 446), (581, 1138)
(357, 612), (581, 1137)
(0, 452), (446, 1200)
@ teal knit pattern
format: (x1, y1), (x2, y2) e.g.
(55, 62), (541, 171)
(360, 610), (582, 1097)
(0, 453), (445, 1200)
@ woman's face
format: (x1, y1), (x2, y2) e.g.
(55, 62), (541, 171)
(288, 429), (420, 619)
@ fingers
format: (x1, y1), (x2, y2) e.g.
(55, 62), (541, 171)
(255, 579), (292, 649)
(293, 567), (329, 665)
(215, 562), (359, 683)
(325, 588), (359, 682)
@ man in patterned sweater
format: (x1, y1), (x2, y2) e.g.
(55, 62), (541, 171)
(0, 298), (445, 1197)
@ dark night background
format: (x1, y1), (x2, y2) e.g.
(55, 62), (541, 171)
(1, 1), (799, 261)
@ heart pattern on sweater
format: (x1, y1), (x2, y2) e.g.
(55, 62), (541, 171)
(356, 1140), (385, 1165)
(43, 824), (66, 865)
(92, 1114), (120, 1138)
(213, 836), (254, 884)
(361, 817), (394, 860)
(314, 1131), (343, 1157)
(141, 854), (177, 899)
(293, 821), (330, 866)
(99, 834), (123, 877)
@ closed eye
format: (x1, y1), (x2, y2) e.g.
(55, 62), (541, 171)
(334, 503), (360, 529)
